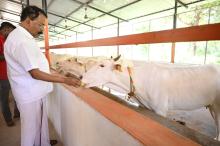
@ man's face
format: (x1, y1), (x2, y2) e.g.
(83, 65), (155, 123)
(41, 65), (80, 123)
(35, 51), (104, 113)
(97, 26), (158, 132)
(29, 14), (46, 38)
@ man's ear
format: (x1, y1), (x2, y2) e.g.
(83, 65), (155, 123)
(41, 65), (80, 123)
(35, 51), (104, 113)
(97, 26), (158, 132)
(26, 17), (31, 25)
(114, 64), (122, 72)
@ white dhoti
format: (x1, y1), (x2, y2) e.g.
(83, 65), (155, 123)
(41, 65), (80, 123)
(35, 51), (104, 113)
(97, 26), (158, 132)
(18, 97), (50, 146)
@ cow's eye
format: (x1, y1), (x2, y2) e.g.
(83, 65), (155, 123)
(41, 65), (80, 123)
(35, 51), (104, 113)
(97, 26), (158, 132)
(100, 64), (104, 67)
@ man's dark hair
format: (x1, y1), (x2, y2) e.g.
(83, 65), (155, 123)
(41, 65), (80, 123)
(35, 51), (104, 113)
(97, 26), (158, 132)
(20, 5), (47, 21)
(0, 22), (16, 30)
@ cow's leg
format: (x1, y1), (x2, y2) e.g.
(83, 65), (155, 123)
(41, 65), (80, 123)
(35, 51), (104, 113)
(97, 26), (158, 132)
(154, 97), (168, 117)
(215, 108), (220, 141)
(210, 104), (220, 140)
(155, 110), (167, 117)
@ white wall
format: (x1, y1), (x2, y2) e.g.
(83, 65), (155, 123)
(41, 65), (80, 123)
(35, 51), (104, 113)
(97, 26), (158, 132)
(47, 83), (143, 146)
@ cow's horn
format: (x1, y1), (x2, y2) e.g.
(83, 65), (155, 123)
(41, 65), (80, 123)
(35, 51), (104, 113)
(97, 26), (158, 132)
(113, 54), (121, 61)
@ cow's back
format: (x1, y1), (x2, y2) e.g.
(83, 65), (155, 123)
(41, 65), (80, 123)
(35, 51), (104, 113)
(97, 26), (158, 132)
(135, 63), (220, 111)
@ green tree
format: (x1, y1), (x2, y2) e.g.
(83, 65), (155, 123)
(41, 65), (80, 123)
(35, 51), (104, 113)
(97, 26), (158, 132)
(177, 0), (220, 56)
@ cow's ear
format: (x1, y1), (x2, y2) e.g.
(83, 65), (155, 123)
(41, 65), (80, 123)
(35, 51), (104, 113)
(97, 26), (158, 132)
(114, 64), (122, 72)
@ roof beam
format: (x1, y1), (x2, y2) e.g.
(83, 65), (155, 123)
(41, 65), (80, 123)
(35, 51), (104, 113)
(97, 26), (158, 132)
(0, 9), (20, 16)
(0, 8), (79, 34)
(47, 0), (56, 8)
(74, 0), (142, 28)
(0, 17), (70, 39)
(130, 0), (205, 21)
(6, 0), (23, 5)
(48, 11), (99, 29)
(48, 23), (79, 33)
(5, 0), (140, 34)
(87, 0), (203, 33)
(52, 6), (83, 27)
(26, 0), (29, 6)
(176, 0), (188, 8)
(71, 0), (128, 22)
(5, 0), (99, 29)
(53, 0), (93, 29)
(0, 9), (73, 39)
(59, 0), (142, 35)
(87, 5), (128, 22)
(42, 0), (48, 14)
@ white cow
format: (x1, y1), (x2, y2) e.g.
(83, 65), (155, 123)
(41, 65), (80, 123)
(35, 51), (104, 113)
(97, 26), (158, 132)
(55, 56), (122, 77)
(81, 59), (220, 140)
(49, 52), (73, 67)
(55, 58), (86, 77)
(55, 56), (107, 77)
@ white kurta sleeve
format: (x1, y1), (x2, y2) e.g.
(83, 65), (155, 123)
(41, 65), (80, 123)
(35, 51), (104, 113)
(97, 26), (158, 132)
(14, 41), (39, 72)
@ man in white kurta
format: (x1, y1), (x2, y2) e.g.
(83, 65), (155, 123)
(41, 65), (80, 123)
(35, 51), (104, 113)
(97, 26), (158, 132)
(4, 6), (80, 146)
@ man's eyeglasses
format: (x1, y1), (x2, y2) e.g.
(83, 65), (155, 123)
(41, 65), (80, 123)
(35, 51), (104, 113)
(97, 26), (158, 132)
(39, 24), (45, 31)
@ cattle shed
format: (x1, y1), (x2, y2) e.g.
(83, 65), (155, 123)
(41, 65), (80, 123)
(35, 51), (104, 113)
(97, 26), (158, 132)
(1, 0), (220, 146)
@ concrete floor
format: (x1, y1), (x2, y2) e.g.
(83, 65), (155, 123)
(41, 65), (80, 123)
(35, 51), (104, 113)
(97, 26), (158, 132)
(167, 108), (216, 138)
(0, 100), (63, 146)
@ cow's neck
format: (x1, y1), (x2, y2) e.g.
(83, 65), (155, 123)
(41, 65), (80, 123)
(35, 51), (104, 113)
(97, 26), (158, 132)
(114, 67), (143, 96)
(113, 70), (131, 93)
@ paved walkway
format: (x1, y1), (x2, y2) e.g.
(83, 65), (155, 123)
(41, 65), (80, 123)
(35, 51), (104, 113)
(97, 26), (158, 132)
(0, 100), (63, 146)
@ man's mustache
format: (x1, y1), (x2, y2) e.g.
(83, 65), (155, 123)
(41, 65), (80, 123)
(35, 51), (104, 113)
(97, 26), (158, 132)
(38, 31), (43, 35)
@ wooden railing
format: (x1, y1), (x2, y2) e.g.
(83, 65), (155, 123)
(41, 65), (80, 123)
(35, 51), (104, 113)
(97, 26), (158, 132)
(48, 23), (220, 49)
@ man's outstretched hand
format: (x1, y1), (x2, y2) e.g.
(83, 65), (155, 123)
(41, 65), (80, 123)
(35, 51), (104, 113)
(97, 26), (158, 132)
(64, 77), (81, 87)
